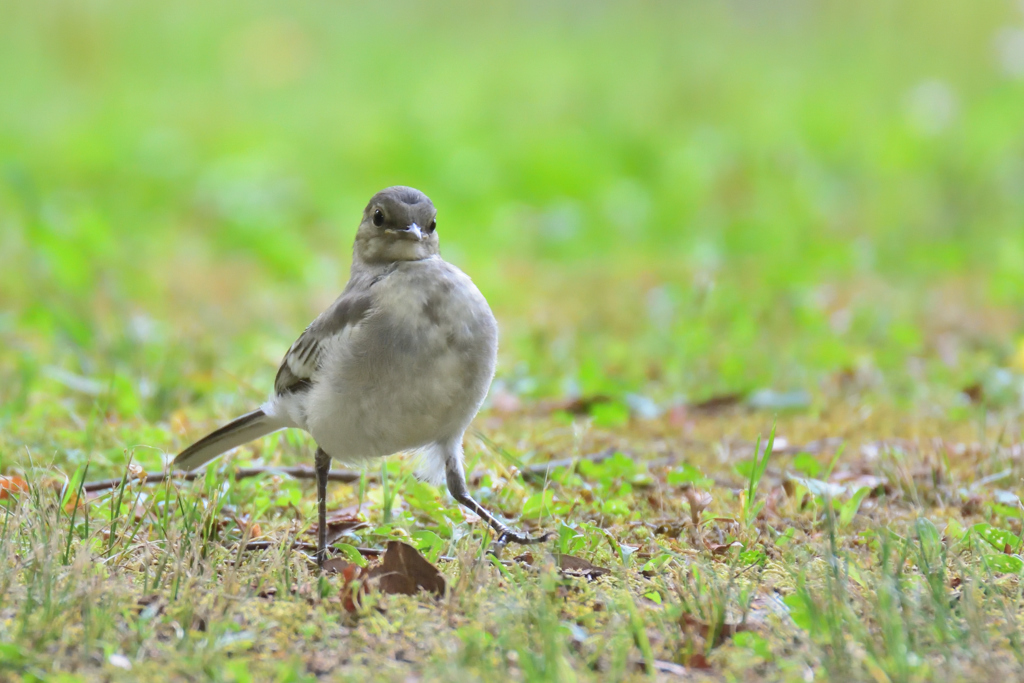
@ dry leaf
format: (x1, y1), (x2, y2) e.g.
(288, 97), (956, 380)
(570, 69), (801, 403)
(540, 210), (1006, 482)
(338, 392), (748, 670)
(687, 652), (712, 669)
(962, 383), (983, 404)
(309, 506), (369, 546)
(708, 541), (742, 556)
(64, 490), (88, 513)
(512, 552), (610, 580)
(540, 395), (613, 416)
(325, 560), (367, 612)
(684, 489), (712, 525)
(680, 612), (751, 648)
(513, 552), (535, 565)
(367, 541), (446, 597)
(555, 554), (610, 580)
(127, 462), (147, 484)
(0, 475), (28, 499)
(691, 393), (744, 413)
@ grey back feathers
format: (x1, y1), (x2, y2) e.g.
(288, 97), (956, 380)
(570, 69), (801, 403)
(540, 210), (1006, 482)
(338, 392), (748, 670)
(274, 287), (374, 396)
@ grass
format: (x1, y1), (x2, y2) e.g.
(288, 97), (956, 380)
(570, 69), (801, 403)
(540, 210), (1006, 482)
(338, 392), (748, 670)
(2, 0), (1024, 680)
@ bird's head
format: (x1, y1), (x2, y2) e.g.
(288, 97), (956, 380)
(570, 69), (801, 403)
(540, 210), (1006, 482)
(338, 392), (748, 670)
(353, 186), (440, 264)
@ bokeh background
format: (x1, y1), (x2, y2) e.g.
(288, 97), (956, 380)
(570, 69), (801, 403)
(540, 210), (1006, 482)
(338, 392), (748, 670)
(2, 0), (1024, 467)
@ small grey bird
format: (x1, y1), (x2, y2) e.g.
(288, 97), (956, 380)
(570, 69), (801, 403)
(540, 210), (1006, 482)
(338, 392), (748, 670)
(173, 186), (549, 567)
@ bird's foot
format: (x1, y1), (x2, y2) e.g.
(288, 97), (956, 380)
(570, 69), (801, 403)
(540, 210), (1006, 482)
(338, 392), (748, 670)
(488, 528), (553, 558)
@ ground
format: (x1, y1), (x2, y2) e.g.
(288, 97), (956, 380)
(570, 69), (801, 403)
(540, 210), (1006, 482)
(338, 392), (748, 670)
(2, 2), (1024, 681)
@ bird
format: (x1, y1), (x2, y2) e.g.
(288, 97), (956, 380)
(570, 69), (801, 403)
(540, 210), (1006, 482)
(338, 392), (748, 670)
(172, 186), (550, 567)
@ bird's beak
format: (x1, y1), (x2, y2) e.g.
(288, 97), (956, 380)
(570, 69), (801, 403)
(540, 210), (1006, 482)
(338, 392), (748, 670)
(387, 223), (424, 241)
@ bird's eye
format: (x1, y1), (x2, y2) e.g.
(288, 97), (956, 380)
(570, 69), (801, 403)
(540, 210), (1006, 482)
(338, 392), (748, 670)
(373, 209), (385, 227)
(427, 219), (436, 233)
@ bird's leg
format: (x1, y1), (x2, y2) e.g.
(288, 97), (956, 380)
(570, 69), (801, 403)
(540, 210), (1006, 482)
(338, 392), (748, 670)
(315, 447), (331, 570)
(445, 460), (551, 557)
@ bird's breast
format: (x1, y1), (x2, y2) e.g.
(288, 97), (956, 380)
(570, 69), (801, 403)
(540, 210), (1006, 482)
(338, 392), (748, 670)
(306, 258), (498, 460)
(375, 259), (497, 355)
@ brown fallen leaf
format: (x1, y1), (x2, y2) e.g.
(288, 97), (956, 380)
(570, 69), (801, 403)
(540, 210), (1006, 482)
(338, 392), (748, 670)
(0, 475), (28, 499)
(325, 561), (368, 612)
(707, 541), (742, 556)
(554, 554), (610, 580)
(687, 652), (712, 669)
(509, 552), (609, 580)
(962, 383), (983, 404)
(539, 394), (613, 416)
(320, 504), (364, 523)
(309, 506), (369, 546)
(315, 520), (369, 547)
(690, 393), (744, 413)
(684, 489), (713, 526)
(367, 541), (446, 597)
(680, 612), (751, 648)
(322, 558), (355, 574)
(64, 490), (86, 513)
(513, 552), (535, 565)
(961, 494), (983, 517)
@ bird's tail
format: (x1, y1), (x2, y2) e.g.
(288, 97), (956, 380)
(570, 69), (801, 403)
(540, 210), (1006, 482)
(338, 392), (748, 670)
(173, 409), (282, 471)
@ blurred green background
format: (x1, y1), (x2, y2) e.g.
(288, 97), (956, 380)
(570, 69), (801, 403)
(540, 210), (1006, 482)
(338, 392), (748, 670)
(2, 1), (1023, 465)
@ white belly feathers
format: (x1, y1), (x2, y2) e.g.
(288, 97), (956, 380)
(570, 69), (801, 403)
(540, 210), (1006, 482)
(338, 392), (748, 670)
(300, 258), (498, 464)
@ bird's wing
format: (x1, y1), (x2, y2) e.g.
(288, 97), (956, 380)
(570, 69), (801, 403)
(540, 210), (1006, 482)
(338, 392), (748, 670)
(274, 288), (374, 396)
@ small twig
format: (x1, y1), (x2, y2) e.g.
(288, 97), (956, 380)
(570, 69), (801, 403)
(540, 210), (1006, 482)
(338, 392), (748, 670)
(235, 466), (362, 484)
(242, 540), (381, 555)
(83, 451), (627, 494)
(82, 466), (364, 493)
(242, 541), (513, 565)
